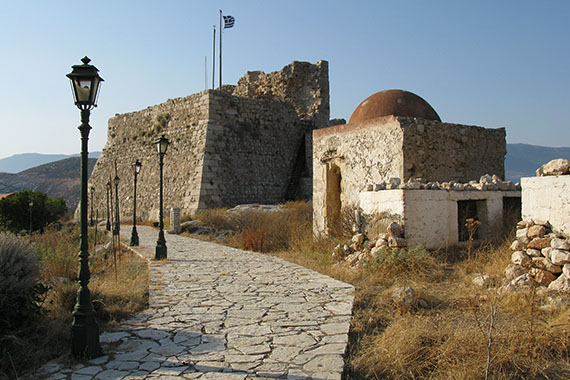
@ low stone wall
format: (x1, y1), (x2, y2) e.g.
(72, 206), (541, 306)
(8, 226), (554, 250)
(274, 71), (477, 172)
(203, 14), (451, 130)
(506, 220), (570, 292)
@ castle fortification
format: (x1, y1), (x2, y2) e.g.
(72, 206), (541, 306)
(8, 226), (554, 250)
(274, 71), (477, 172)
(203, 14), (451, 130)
(88, 61), (329, 220)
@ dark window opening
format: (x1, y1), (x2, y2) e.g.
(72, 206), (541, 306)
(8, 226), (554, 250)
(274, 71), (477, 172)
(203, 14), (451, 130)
(503, 196), (522, 235)
(458, 200), (479, 242)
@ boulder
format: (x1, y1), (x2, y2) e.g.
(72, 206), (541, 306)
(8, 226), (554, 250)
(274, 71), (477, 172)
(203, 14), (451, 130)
(351, 233), (365, 250)
(505, 264), (527, 281)
(388, 177), (401, 189)
(531, 257), (562, 274)
(516, 228), (529, 240)
(536, 158), (570, 176)
(529, 268), (557, 286)
(527, 238), (552, 250)
(388, 236), (408, 248)
(511, 251), (531, 266)
(472, 274), (490, 287)
(542, 247), (554, 260)
(551, 238), (570, 251)
(510, 240), (523, 251)
(370, 245), (385, 257)
(387, 222), (404, 238)
(392, 286), (417, 309)
(548, 275), (570, 293)
(550, 249), (570, 266)
(526, 249), (542, 257)
(517, 220), (533, 229)
(528, 225), (547, 239)
(511, 273), (534, 288)
(563, 263), (570, 279)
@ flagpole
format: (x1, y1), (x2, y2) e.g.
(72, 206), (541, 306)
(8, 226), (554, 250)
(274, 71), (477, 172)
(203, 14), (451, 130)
(219, 9), (222, 90)
(212, 25), (216, 90)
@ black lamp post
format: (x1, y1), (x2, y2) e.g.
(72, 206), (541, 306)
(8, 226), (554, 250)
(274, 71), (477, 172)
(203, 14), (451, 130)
(155, 135), (169, 260)
(114, 173), (120, 237)
(105, 180), (111, 231)
(67, 56), (103, 358)
(90, 186), (95, 227)
(130, 160), (142, 246)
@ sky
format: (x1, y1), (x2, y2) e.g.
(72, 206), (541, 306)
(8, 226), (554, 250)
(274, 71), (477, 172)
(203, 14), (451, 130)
(0, 0), (569, 159)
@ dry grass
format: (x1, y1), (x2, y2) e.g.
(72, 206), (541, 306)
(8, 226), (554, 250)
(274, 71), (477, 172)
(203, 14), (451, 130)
(2, 226), (149, 379)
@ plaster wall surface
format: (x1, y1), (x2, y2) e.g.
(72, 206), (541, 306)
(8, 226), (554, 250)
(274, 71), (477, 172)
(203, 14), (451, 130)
(312, 117), (403, 234)
(357, 190), (520, 249)
(522, 176), (570, 236)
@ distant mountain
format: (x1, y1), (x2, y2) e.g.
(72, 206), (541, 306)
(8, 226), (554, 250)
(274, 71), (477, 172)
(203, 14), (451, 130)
(505, 143), (570, 182)
(0, 152), (101, 173)
(0, 157), (98, 209)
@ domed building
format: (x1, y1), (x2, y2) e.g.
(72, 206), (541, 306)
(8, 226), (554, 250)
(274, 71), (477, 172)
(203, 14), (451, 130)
(312, 89), (516, 248)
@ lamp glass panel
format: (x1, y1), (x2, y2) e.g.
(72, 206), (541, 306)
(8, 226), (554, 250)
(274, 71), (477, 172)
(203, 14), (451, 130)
(75, 79), (92, 102)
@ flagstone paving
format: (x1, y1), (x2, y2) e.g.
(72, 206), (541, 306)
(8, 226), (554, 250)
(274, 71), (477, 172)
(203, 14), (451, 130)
(34, 226), (354, 380)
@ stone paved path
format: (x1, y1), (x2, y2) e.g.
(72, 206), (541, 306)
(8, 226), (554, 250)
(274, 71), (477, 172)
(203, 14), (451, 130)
(35, 226), (354, 380)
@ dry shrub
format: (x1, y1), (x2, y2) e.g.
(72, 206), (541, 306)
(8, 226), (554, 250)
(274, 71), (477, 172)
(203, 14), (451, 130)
(194, 207), (236, 231)
(33, 225), (79, 280)
(328, 204), (360, 240)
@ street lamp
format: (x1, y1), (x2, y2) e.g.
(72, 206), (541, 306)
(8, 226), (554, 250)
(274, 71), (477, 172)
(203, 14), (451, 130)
(130, 160), (142, 246)
(106, 180), (111, 231)
(67, 56), (103, 358)
(155, 134), (169, 260)
(90, 186), (94, 227)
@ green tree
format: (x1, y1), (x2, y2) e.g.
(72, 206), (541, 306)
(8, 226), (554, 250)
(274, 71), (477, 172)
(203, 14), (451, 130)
(0, 190), (67, 233)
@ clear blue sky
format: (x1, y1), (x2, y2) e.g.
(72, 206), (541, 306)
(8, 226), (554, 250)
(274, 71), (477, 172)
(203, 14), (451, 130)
(1, 0), (568, 159)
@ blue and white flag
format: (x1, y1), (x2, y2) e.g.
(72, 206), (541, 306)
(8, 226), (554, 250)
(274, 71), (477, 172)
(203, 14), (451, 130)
(223, 15), (235, 28)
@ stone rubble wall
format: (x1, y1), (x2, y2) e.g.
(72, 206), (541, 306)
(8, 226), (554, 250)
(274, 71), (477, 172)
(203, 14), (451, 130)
(198, 90), (313, 208)
(400, 117), (506, 182)
(88, 92), (210, 221)
(505, 220), (570, 292)
(232, 60), (330, 129)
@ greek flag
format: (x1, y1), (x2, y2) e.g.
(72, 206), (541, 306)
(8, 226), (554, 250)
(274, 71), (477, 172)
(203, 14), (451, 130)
(223, 15), (235, 28)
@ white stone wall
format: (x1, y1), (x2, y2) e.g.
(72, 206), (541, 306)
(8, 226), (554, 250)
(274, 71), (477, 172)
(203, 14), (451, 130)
(522, 176), (570, 236)
(358, 189), (520, 249)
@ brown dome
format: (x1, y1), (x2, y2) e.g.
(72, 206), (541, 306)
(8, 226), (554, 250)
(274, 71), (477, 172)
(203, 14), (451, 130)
(349, 89), (441, 124)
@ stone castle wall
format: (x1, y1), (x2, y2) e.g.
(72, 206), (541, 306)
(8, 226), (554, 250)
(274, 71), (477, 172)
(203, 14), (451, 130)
(87, 61), (329, 221)
(198, 91), (313, 208)
(88, 92), (210, 221)
(231, 60), (330, 128)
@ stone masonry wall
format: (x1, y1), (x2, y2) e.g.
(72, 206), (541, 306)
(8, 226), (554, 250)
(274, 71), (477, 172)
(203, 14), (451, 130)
(400, 118), (506, 182)
(196, 91), (312, 208)
(87, 61), (330, 221)
(88, 92), (210, 221)
(232, 60), (330, 129)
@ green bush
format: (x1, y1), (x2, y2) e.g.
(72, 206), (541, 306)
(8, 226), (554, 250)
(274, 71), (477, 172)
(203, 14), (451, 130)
(0, 190), (66, 233)
(0, 232), (46, 331)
